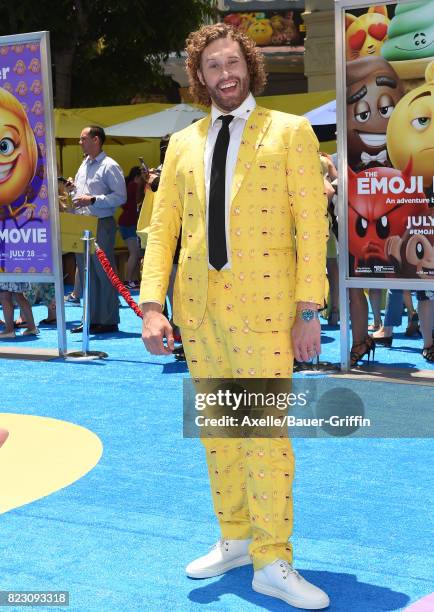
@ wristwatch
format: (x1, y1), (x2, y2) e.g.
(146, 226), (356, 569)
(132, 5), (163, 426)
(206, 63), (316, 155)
(298, 309), (319, 322)
(90, 196), (96, 204)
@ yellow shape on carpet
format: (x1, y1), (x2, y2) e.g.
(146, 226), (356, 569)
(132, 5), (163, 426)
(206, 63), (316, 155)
(0, 413), (103, 514)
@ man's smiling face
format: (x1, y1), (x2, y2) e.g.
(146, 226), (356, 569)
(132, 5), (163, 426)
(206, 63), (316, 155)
(197, 37), (250, 112)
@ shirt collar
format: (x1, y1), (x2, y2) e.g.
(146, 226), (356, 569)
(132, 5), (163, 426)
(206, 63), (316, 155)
(86, 151), (106, 164)
(211, 92), (256, 126)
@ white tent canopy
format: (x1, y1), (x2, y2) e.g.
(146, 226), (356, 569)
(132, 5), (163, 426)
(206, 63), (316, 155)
(304, 99), (336, 126)
(105, 104), (207, 138)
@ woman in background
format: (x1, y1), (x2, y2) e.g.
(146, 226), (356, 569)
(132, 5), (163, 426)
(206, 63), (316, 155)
(0, 282), (38, 339)
(119, 166), (142, 289)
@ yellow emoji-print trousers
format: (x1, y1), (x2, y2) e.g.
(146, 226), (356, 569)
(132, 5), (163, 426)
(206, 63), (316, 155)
(181, 270), (295, 570)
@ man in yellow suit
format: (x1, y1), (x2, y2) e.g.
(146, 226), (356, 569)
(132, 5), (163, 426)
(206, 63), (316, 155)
(140, 23), (329, 610)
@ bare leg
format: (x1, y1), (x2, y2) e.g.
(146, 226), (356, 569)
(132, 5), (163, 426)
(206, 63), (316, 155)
(14, 293), (37, 332)
(0, 291), (15, 334)
(349, 288), (368, 344)
(403, 290), (415, 317)
(404, 290), (420, 336)
(368, 288), (382, 329)
(124, 236), (141, 282)
(47, 301), (56, 321)
(326, 257), (339, 323)
(418, 299), (434, 350)
(73, 264), (82, 298)
(349, 288), (374, 365)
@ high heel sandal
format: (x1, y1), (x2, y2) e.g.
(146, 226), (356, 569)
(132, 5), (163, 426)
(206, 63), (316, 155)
(405, 312), (421, 337)
(422, 345), (434, 363)
(372, 334), (393, 347)
(350, 336), (376, 366)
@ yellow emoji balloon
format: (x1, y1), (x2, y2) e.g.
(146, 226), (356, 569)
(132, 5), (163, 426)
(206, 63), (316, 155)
(387, 62), (434, 188)
(0, 87), (38, 208)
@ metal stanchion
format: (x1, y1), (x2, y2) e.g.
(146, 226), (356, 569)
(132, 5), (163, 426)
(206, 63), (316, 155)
(65, 230), (108, 362)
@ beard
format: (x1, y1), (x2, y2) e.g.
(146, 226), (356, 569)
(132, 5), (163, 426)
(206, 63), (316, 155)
(206, 74), (250, 112)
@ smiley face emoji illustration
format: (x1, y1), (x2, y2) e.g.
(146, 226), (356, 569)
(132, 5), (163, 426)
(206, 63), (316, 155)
(13, 60), (26, 75)
(33, 122), (45, 137)
(30, 80), (42, 95)
(0, 88), (38, 208)
(39, 184), (48, 199)
(31, 100), (43, 116)
(39, 204), (49, 219)
(387, 61), (434, 187)
(28, 58), (41, 73)
(15, 81), (28, 97)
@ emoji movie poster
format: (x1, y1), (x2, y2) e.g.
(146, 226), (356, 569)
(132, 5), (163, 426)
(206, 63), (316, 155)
(221, 10), (304, 47)
(0, 38), (53, 274)
(345, 1), (434, 280)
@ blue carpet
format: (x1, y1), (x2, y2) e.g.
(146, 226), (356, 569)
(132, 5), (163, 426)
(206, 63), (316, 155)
(0, 290), (432, 611)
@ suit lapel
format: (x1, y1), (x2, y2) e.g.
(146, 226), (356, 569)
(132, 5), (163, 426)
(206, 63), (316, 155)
(189, 114), (210, 218)
(230, 106), (272, 203)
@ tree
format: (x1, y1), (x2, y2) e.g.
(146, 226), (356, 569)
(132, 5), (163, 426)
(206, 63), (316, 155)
(0, 0), (215, 107)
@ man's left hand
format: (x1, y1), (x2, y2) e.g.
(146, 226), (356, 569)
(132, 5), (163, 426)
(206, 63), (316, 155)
(73, 194), (94, 208)
(291, 318), (321, 362)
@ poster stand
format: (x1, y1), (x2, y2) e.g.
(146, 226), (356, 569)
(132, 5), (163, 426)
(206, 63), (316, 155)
(0, 31), (66, 357)
(334, 0), (434, 370)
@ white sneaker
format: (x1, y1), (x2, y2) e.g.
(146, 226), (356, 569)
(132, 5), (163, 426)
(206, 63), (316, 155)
(186, 538), (252, 578)
(252, 560), (329, 609)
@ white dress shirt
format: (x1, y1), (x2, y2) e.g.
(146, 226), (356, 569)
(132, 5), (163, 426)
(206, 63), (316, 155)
(205, 92), (256, 270)
(73, 151), (126, 218)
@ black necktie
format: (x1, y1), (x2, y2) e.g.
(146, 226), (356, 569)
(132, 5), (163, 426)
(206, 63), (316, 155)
(208, 114), (233, 270)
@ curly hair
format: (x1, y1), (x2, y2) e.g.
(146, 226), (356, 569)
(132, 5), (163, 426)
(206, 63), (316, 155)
(185, 23), (267, 106)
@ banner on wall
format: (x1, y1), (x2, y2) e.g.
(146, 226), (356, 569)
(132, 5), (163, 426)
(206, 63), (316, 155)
(0, 33), (56, 275)
(221, 9), (305, 47)
(341, 0), (434, 280)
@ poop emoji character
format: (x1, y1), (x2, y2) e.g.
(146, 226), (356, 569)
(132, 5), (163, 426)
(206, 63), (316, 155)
(347, 56), (404, 171)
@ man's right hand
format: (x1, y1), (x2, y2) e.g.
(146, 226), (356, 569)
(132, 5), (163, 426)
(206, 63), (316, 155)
(141, 303), (174, 355)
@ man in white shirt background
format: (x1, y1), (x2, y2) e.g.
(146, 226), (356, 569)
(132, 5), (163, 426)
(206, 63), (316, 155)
(71, 126), (126, 334)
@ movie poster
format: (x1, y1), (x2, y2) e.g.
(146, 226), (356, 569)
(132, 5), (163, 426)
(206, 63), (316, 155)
(0, 37), (53, 274)
(221, 10), (305, 47)
(345, 1), (434, 280)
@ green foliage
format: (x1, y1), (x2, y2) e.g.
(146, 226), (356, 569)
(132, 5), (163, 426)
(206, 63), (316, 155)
(0, 0), (215, 107)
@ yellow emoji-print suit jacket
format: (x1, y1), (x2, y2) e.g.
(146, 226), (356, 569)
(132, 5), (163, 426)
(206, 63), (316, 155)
(139, 106), (328, 332)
